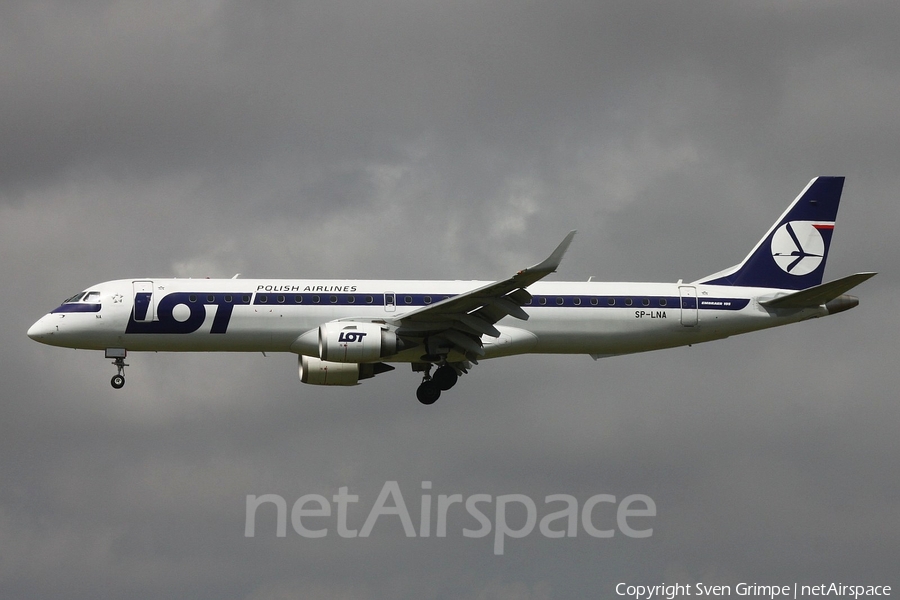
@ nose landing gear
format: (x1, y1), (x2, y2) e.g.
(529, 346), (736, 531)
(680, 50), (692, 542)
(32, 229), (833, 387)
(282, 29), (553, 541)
(111, 369), (126, 389)
(105, 348), (128, 389)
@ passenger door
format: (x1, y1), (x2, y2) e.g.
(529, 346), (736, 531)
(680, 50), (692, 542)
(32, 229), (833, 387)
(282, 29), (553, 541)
(679, 285), (698, 327)
(132, 280), (155, 322)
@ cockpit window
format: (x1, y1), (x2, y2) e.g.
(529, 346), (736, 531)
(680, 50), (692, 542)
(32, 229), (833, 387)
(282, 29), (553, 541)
(63, 291), (101, 303)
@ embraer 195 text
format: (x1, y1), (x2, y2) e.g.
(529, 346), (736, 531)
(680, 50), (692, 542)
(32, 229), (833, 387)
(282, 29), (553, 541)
(28, 177), (874, 404)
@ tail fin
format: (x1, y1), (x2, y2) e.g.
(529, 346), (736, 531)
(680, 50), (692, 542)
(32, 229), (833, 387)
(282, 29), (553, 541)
(695, 177), (844, 290)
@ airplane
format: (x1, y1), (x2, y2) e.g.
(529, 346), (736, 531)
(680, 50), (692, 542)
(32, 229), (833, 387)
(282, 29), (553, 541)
(27, 177), (874, 405)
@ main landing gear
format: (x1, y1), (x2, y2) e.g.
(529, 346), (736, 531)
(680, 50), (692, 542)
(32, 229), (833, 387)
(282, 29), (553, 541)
(106, 348), (128, 389)
(415, 364), (460, 405)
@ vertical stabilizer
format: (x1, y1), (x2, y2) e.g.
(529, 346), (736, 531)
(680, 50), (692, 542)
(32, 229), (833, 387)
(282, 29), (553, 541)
(695, 177), (844, 290)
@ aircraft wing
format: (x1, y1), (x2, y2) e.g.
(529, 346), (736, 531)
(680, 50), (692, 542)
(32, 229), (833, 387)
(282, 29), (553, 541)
(389, 231), (576, 359)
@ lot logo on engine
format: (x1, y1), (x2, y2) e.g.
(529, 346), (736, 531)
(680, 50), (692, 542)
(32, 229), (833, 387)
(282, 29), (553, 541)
(338, 331), (368, 343)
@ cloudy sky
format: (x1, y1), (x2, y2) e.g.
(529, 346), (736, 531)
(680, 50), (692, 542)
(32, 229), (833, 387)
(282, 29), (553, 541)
(3, 1), (899, 598)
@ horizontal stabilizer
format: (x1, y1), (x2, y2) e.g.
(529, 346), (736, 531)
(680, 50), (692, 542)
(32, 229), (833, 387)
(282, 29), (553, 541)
(760, 272), (876, 309)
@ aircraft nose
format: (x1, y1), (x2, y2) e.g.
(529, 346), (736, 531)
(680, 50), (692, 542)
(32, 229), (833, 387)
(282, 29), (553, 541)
(27, 316), (53, 342)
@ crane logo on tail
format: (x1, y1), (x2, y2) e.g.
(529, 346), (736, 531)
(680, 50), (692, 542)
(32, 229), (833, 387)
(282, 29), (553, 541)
(770, 221), (832, 276)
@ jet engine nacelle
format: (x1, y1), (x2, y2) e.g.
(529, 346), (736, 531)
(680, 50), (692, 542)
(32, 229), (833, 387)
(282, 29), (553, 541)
(299, 355), (395, 386)
(318, 322), (398, 363)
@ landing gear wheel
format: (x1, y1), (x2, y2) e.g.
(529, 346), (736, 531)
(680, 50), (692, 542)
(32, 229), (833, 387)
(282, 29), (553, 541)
(109, 354), (129, 390)
(416, 380), (441, 405)
(432, 365), (458, 391)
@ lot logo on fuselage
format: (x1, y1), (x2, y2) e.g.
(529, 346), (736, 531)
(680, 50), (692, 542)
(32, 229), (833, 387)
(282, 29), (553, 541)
(126, 292), (249, 334)
(770, 221), (827, 276)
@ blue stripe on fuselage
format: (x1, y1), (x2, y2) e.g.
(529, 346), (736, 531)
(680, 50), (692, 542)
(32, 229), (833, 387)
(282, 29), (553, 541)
(251, 292), (750, 311)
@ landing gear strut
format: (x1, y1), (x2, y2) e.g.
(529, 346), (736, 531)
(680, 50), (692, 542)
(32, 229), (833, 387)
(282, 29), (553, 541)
(106, 348), (128, 389)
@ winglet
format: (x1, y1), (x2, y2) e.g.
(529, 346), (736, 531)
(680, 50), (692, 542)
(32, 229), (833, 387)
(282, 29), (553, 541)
(516, 231), (576, 280)
(394, 230), (577, 328)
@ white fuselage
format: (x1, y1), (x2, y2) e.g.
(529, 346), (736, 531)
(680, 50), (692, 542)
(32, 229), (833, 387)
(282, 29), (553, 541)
(27, 277), (824, 361)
